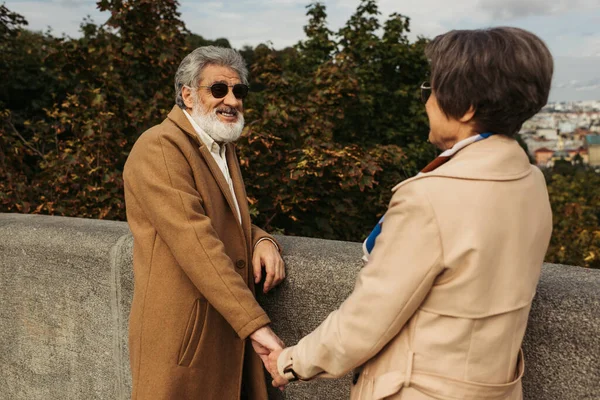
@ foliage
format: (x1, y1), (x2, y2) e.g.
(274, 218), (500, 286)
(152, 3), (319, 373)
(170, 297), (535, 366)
(545, 165), (600, 269)
(0, 0), (433, 241)
(2, 1), (597, 268)
(237, 1), (433, 239)
(1, 0), (188, 218)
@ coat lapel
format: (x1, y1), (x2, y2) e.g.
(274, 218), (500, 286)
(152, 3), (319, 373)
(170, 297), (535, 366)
(226, 143), (252, 246)
(196, 145), (243, 225)
(167, 106), (248, 242)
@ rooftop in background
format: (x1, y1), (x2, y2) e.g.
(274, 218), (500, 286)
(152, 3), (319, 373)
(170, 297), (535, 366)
(543, 100), (600, 113)
(585, 135), (600, 145)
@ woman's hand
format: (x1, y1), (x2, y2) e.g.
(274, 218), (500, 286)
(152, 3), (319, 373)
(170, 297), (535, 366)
(267, 348), (289, 389)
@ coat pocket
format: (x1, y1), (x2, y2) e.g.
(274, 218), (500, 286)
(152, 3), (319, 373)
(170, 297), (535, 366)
(178, 299), (208, 367)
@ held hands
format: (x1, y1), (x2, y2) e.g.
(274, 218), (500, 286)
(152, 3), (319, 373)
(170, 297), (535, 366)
(267, 348), (289, 388)
(250, 241), (288, 387)
(253, 240), (285, 294)
(249, 326), (290, 390)
(249, 325), (284, 366)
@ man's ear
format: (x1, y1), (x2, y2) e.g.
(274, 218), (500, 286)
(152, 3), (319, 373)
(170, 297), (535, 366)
(182, 86), (195, 109)
(459, 105), (476, 123)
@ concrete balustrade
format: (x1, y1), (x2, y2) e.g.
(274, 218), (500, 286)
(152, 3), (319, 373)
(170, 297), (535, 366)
(1, 213), (598, 399)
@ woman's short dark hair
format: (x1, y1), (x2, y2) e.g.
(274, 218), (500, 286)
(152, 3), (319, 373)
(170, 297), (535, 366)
(425, 27), (553, 137)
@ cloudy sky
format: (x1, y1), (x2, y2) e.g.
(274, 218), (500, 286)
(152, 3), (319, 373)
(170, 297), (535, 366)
(6, 0), (600, 101)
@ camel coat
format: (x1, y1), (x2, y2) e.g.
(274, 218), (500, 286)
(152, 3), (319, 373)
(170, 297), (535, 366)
(278, 135), (552, 399)
(124, 106), (278, 400)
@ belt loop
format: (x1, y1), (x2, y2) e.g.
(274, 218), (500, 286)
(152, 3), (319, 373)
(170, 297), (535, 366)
(404, 350), (414, 388)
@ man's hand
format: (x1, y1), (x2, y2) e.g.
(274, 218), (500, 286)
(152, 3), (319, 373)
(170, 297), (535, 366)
(249, 326), (284, 367)
(253, 240), (285, 293)
(267, 348), (289, 389)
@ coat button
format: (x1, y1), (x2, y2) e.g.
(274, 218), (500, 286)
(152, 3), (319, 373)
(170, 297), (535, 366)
(235, 259), (246, 269)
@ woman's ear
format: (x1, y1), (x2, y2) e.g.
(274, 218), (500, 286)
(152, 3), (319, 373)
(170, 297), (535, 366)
(459, 105), (476, 123)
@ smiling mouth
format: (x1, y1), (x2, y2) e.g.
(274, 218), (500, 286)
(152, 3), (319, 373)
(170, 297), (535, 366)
(217, 108), (238, 118)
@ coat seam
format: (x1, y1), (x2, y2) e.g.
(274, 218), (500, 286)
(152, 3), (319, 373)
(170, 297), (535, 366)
(464, 318), (476, 381)
(132, 231), (156, 400)
(419, 302), (532, 319)
(507, 307), (521, 381)
(416, 184), (446, 269)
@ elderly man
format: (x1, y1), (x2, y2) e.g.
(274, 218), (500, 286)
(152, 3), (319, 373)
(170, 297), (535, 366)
(123, 46), (285, 400)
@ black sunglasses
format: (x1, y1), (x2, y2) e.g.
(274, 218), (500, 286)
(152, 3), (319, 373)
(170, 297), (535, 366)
(198, 83), (249, 100)
(420, 82), (431, 104)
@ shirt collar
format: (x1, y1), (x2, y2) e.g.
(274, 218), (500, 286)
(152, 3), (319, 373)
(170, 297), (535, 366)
(182, 109), (224, 156)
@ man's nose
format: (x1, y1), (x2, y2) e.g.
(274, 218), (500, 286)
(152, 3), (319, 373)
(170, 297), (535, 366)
(223, 88), (241, 108)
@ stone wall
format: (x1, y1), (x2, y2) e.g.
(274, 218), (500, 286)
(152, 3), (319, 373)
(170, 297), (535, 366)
(1, 213), (598, 399)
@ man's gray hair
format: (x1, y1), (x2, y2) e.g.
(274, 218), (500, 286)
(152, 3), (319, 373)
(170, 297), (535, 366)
(174, 46), (249, 108)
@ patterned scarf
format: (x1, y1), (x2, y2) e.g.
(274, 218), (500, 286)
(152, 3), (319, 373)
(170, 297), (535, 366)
(362, 132), (494, 260)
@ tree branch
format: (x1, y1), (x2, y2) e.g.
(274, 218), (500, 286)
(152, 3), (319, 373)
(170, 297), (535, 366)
(7, 121), (44, 158)
(264, 212), (278, 230)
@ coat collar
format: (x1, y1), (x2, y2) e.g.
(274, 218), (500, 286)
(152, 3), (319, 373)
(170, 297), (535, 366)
(167, 105), (203, 147)
(393, 134), (533, 192)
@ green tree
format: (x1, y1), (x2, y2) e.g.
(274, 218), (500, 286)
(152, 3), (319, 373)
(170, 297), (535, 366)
(238, 1), (434, 239)
(7, 0), (596, 270)
(295, 2), (335, 71)
(186, 33), (231, 50)
(1, 0), (189, 217)
(545, 166), (600, 269)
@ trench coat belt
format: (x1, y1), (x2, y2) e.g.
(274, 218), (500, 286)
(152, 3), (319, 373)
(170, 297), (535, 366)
(372, 349), (525, 400)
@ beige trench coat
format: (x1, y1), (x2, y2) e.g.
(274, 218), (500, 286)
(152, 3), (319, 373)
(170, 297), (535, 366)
(124, 106), (278, 400)
(278, 135), (552, 400)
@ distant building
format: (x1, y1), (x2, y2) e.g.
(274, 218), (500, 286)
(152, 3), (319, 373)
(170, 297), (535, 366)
(574, 128), (591, 141)
(550, 150), (571, 167)
(536, 128), (559, 140)
(558, 121), (575, 134)
(534, 147), (554, 167)
(544, 135), (589, 168)
(524, 136), (558, 156)
(566, 148), (589, 165)
(585, 135), (600, 167)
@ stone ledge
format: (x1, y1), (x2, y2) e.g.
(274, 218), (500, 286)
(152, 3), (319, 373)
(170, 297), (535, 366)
(0, 213), (598, 400)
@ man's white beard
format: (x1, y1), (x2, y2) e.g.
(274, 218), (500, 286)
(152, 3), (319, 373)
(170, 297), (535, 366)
(190, 101), (244, 143)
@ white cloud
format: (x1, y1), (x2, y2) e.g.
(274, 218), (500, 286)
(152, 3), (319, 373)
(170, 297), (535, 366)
(181, 0), (309, 48)
(576, 83), (600, 91)
(475, 0), (600, 20)
(6, 0), (105, 36)
(6, 0), (600, 100)
(581, 36), (600, 57)
(551, 56), (600, 101)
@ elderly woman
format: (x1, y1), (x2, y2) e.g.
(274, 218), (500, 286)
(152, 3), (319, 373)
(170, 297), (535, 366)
(267, 27), (553, 400)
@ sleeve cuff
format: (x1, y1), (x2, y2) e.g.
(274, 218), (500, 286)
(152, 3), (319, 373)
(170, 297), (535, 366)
(236, 313), (271, 340)
(277, 346), (296, 380)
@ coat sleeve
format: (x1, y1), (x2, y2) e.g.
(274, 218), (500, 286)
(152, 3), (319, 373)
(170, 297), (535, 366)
(251, 224), (282, 253)
(278, 182), (445, 379)
(123, 130), (270, 340)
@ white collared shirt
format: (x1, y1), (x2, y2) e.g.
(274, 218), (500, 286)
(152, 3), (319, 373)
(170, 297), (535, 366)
(183, 110), (242, 225)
